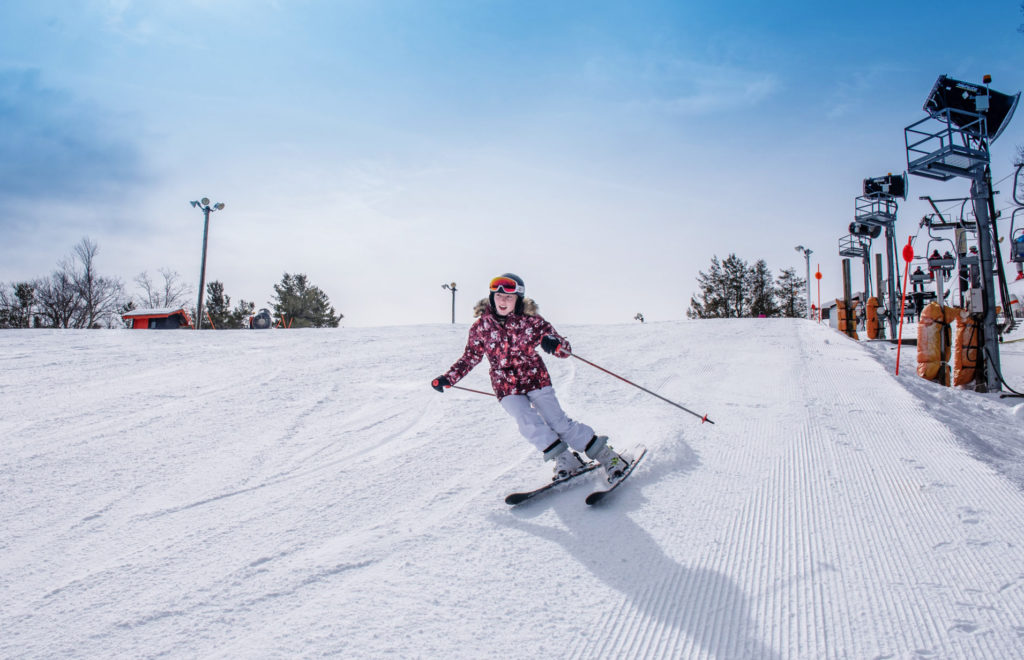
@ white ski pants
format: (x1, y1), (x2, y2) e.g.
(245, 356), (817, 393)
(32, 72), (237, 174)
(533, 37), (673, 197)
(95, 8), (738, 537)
(499, 386), (594, 457)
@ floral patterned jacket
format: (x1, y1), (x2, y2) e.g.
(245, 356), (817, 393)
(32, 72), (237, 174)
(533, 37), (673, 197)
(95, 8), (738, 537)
(444, 298), (569, 400)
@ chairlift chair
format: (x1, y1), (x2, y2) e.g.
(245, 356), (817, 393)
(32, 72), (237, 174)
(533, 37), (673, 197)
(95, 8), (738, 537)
(924, 222), (958, 276)
(910, 262), (931, 284)
(1009, 207), (1024, 263)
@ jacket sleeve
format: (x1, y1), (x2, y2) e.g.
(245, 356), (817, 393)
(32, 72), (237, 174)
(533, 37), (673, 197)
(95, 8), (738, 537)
(533, 315), (571, 354)
(444, 321), (485, 385)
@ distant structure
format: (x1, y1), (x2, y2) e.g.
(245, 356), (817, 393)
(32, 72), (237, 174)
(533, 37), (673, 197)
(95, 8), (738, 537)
(634, 313), (645, 323)
(122, 308), (194, 329)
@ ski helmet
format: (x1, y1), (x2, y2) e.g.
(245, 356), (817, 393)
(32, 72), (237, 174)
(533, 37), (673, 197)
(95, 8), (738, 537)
(489, 272), (525, 315)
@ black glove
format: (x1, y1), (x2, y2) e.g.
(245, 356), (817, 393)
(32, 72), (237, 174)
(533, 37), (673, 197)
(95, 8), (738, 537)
(540, 335), (570, 357)
(431, 375), (451, 392)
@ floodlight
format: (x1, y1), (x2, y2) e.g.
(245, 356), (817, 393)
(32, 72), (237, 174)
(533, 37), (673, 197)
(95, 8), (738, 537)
(923, 74), (1020, 142)
(214, 202), (225, 210)
(190, 201), (199, 208)
(201, 197), (210, 206)
(863, 172), (908, 200)
(849, 221), (882, 239)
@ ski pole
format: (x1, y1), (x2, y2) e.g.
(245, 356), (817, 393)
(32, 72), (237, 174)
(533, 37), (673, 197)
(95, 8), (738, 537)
(570, 353), (714, 424)
(452, 384), (495, 397)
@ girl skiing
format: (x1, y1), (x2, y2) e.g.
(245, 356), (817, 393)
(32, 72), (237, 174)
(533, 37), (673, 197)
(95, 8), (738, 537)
(431, 273), (630, 483)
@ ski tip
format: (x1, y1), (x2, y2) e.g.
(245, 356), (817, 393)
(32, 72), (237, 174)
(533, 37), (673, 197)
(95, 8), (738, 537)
(505, 493), (529, 506)
(585, 491), (606, 506)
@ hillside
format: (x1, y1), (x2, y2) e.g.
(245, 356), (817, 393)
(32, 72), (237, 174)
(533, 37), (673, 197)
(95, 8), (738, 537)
(3, 319), (1024, 658)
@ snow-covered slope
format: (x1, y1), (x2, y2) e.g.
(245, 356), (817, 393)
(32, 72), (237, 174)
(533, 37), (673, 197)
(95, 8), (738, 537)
(3, 320), (1024, 658)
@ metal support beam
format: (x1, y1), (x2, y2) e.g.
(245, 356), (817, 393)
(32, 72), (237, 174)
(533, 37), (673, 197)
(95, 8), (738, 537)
(972, 173), (1002, 391)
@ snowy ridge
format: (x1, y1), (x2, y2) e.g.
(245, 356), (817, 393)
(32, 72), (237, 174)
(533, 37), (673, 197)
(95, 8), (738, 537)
(3, 320), (1024, 658)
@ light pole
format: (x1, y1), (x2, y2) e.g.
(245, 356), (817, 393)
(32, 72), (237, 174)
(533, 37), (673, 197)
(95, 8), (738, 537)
(442, 282), (457, 323)
(190, 197), (225, 330)
(795, 245), (813, 319)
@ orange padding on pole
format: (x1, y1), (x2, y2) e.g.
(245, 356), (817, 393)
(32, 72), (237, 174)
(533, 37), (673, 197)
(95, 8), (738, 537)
(917, 302), (957, 385)
(835, 299), (859, 340)
(953, 310), (979, 387)
(865, 297), (880, 340)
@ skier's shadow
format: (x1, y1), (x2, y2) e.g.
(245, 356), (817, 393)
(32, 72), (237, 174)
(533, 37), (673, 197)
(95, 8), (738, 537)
(492, 442), (779, 659)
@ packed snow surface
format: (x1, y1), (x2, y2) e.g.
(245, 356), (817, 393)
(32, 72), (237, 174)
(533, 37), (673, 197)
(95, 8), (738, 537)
(4, 319), (1024, 658)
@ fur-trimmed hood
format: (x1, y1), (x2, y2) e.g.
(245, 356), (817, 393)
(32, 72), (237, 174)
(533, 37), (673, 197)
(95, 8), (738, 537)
(473, 297), (539, 318)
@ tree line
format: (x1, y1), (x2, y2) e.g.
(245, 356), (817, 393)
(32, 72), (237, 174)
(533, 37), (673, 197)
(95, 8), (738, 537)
(1, 237), (342, 329)
(687, 254), (808, 319)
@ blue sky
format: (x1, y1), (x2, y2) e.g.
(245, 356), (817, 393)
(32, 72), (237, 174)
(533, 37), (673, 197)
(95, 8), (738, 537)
(3, 0), (1024, 325)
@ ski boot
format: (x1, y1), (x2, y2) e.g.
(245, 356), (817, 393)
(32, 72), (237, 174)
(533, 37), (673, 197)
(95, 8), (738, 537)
(586, 435), (630, 483)
(552, 449), (587, 481)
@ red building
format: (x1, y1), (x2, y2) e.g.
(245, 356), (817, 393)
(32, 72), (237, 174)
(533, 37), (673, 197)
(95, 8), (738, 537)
(122, 308), (194, 329)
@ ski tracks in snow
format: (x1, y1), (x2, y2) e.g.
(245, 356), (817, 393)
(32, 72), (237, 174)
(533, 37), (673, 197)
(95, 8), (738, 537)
(564, 320), (1024, 659)
(7, 323), (1024, 658)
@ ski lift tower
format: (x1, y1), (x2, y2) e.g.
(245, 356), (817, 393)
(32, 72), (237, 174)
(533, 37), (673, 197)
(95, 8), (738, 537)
(904, 74), (1020, 392)
(838, 233), (872, 302)
(854, 173), (908, 339)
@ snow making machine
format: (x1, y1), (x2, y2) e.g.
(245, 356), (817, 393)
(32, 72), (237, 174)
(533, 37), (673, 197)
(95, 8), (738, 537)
(250, 308), (273, 329)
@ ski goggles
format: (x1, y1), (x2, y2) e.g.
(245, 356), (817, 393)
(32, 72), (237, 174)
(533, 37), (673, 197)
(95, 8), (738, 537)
(489, 276), (524, 295)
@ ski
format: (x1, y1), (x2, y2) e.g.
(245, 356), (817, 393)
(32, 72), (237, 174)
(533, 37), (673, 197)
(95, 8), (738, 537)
(585, 445), (648, 506)
(505, 462), (599, 506)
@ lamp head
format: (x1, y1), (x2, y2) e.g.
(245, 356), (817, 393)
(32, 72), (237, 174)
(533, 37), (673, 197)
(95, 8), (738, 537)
(214, 202), (225, 210)
(795, 245), (804, 253)
(190, 201), (199, 208)
(201, 197), (210, 206)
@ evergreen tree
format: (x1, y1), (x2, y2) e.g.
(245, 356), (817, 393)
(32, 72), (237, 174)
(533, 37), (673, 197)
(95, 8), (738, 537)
(688, 254), (752, 319)
(0, 282), (35, 328)
(204, 281), (232, 329)
(203, 281), (257, 329)
(270, 273), (342, 328)
(720, 254), (751, 318)
(687, 256), (727, 319)
(231, 299), (256, 328)
(775, 267), (808, 318)
(748, 259), (778, 317)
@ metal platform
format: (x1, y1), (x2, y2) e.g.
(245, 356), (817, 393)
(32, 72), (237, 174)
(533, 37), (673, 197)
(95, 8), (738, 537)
(854, 196), (897, 226)
(905, 110), (990, 181)
(838, 234), (868, 258)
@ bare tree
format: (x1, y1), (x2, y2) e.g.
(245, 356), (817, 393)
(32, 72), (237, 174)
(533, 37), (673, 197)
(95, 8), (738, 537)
(72, 237), (124, 328)
(35, 263), (81, 328)
(135, 268), (192, 308)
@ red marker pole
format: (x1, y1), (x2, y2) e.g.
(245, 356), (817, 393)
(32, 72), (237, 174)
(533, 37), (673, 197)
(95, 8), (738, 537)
(815, 267), (822, 322)
(895, 236), (915, 375)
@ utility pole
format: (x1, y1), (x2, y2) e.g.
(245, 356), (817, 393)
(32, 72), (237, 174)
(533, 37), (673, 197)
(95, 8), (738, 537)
(190, 198), (225, 330)
(442, 282), (457, 324)
(795, 245), (813, 319)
